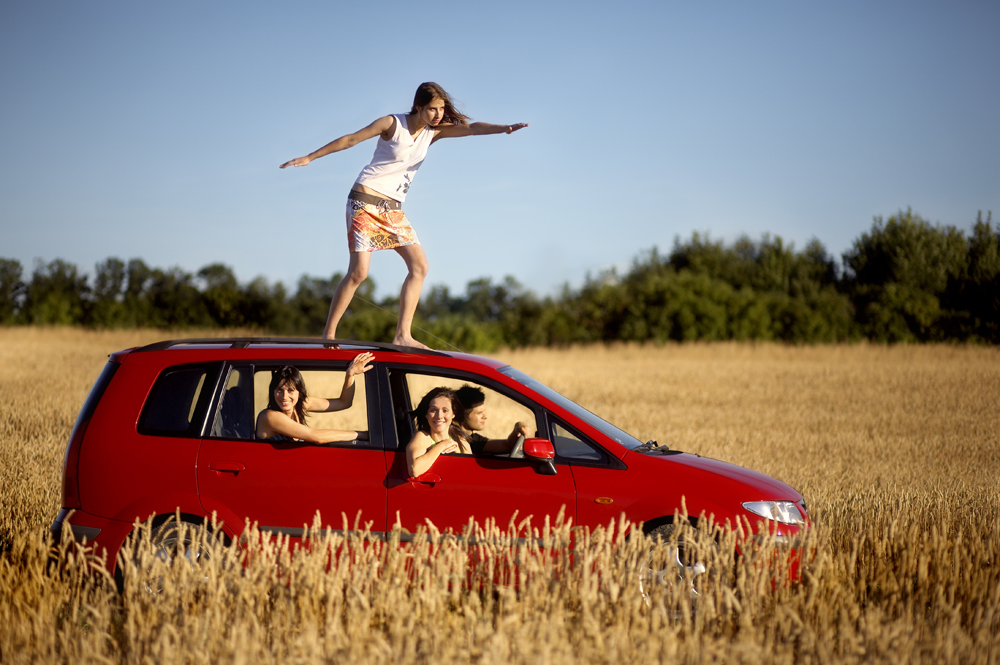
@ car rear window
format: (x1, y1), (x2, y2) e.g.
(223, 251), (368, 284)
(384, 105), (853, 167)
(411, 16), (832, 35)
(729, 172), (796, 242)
(139, 363), (220, 437)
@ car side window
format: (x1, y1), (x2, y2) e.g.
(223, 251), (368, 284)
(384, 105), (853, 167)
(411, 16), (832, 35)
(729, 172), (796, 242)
(251, 366), (369, 443)
(209, 366), (254, 439)
(550, 420), (608, 464)
(139, 364), (218, 437)
(396, 372), (538, 455)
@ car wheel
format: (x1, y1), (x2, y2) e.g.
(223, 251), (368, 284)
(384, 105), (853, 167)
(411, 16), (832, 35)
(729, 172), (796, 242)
(638, 522), (707, 605)
(134, 519), (223, 595)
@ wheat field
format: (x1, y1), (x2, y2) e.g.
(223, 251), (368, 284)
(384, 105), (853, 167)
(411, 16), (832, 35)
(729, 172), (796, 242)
(1, 328), (998, 664)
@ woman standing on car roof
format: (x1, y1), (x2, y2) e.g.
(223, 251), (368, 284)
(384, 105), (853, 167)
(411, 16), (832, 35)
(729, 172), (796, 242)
(280, 82), (528, 349)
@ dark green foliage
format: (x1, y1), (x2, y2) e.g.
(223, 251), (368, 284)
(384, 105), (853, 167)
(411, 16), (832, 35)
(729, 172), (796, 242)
(844, 209), (969, 341)
(554, 235), (854, 345)
(943, 212), (1000, 342)
(87, 258), (128, 327)
(0, 258), (23, 324)
(23, 259), (88, 325)
(198, 263), (244, 328)
(2, 208), (996, 348)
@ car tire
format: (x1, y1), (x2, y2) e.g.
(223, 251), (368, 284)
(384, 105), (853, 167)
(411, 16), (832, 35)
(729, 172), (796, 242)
(638, 522), (708, 605)
(132, 518), (224, 595)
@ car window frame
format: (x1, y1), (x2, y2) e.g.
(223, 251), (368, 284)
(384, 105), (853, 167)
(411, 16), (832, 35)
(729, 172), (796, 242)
(204, 360), (382, 449)
(137, 362), (223, 438)
(375, 363), (545, 460)
(541, 413), (627, 470)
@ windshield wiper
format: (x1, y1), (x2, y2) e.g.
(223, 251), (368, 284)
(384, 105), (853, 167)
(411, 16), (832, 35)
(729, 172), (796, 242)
(635, 439), (669, 452)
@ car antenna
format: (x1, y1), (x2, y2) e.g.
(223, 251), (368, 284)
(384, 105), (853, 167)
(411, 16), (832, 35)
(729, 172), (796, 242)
(353, 295), (465, 353)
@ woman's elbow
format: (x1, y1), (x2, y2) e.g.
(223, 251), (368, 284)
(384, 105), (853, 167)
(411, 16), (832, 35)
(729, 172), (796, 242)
(408, 456), (430, 477)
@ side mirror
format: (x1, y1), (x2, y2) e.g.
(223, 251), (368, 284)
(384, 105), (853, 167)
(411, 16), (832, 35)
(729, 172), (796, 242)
(524, 438), (557, 475)
(524, 438), (555, 459)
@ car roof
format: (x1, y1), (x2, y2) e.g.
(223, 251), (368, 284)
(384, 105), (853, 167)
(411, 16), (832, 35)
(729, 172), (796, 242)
(119, 337), (510, 371)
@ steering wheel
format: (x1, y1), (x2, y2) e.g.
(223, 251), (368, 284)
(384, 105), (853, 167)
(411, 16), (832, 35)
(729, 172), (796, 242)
(508, 434), (526, 459)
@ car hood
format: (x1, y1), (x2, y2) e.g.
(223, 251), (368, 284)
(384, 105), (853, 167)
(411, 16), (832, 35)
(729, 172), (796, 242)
(628, 449), (803, 501)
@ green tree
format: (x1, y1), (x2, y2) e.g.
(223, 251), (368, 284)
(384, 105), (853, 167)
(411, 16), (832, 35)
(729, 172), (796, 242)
(146, 267), (211, 327)
(123, 259), (156, 326)
(843, 209), (967, 341)
(242, 276), (291, 334)
(0, 259), (23, 324)
(944, 211), (999, 341)
(87, 257), (128, 327)
(198, 263), (245, 328)
(23, 259), (88, 325)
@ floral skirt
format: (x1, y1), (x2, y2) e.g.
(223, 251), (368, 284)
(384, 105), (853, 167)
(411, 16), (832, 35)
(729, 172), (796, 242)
(346, 191), (419, 252)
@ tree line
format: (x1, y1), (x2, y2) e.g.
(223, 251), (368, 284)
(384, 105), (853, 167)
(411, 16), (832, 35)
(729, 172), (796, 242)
(2, 209), (997, 349)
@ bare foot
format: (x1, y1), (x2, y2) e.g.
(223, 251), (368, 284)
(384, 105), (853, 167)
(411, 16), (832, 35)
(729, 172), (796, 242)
(321, 332), (340, 349)
(393, 333), (431, 350)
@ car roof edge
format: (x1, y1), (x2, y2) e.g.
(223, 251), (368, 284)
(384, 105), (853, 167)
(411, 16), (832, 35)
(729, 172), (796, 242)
(132, 337), (449, 356)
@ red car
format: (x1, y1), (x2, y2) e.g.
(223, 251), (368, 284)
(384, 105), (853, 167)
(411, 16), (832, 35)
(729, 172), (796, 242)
(51, 338), (809, 580)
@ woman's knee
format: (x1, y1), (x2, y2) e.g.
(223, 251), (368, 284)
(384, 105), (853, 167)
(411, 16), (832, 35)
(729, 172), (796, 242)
(345, 262), (369, 285)
(409, 254), (429, 280)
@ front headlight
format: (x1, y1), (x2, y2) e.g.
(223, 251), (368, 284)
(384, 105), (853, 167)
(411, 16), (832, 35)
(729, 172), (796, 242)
(742, 500), (805, 526)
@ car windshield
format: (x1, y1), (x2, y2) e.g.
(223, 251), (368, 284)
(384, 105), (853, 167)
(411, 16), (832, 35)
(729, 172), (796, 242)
(498, 366), (645, 450)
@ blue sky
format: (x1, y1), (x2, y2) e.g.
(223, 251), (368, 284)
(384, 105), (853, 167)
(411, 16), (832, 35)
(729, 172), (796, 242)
(2, 1), (998, 299)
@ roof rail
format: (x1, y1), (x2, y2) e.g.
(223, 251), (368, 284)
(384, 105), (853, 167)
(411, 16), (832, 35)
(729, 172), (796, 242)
(133, 337), (449, 356)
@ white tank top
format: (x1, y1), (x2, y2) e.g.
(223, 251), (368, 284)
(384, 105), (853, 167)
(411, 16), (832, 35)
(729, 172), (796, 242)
(354, 114), (436, 202)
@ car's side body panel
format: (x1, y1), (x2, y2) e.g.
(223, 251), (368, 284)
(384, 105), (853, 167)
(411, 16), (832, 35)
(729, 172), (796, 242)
(385, 450), (577, 535)
(197, 439), (389, 539)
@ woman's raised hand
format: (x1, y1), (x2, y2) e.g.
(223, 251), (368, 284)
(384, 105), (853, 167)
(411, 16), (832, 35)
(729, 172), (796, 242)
(280, 156), (312, 169)
(347, 352), (375, 377)
(506, 123), (529, 133)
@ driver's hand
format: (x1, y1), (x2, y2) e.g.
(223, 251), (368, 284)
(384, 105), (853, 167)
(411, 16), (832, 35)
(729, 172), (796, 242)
(513, 422), (531, 438)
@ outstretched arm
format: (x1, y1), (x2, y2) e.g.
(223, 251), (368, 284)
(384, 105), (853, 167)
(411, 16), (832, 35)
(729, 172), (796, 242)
(280, 116), (395, 168)
(256, 410), (366, 444)
(432, 122), (528, 143)
(304, 352), (375, 413)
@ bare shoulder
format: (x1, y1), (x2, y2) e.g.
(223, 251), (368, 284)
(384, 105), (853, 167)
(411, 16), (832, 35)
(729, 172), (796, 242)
(376, 114), (396, 138)
(255, 408), (279, 436)
(407, 431), (433, 452)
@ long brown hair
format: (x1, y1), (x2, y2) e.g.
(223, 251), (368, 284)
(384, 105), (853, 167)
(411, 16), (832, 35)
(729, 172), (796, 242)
(410, 82), (470, 126)
(267, 366), (308, 426)
(413, 387), (466, 442)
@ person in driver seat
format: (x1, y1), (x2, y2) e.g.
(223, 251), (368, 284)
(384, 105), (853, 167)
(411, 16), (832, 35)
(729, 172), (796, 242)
(455, 385), (531, 455)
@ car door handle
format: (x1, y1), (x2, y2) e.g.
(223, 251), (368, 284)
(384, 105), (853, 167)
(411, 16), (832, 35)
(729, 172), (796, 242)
(408, 473), (441, 487)
(209, 460), (245, 473)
